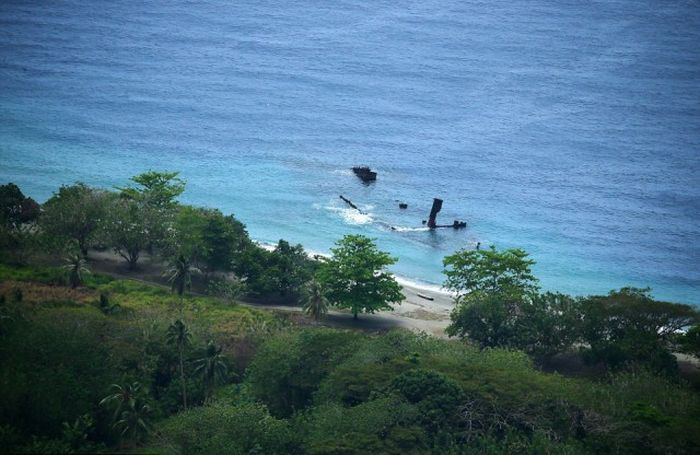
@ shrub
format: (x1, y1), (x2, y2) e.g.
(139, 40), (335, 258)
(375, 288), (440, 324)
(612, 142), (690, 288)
(300, 397), (427, 455)
(160, 403), (297, 455)
(245, 329), (362, 416)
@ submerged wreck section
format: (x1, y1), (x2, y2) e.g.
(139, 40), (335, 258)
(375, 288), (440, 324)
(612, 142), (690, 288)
(425, 198), (467, 230)
(339, 194), (364, 214)
(352, 166), (377, 182)
(339, 194), (466, 231)
(427, 198), (443, 228)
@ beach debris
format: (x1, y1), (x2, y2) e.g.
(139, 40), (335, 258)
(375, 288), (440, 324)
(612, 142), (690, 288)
(417, 293), (434, 301)
(426, 198), (467, 230)
(352, 166), (377, 183)
(399, 202), (408, 209)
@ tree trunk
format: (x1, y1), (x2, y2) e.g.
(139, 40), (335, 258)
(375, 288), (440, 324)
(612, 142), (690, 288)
(353, 308), (358, 320)
(127, 251), (139, 270)
(179, 348), (188, 410)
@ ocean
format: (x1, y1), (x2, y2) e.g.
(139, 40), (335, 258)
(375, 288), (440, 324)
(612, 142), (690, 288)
(1, 0), (699, 304)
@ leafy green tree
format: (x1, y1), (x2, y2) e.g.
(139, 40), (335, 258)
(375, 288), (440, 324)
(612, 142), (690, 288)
(166, 205), (209, 265)
(62, 253), (90, 289)
(164, 206), (251, 280)
(233, 245), (274, 296)
(116, 171), (185, 256)
(40, 183), (109, 257)
(270, 240), (315, 297)
(443, 245), (538, 302)
(193, 341), (228, 402)
(302, 279), (329, 321)
(200, 211), (250, 275)
(0, 183), (40, 228)
(105, 197), (150, 269)
(117, 170), (185, 209)
(0, 182), (40, 263)
(166, 319), (192, 410)
(677, 325), (700, 358)
(446, 291), (579, 360)
(317, 235), (404, 319)
(579, 288), (699, 373)
(234, 241), (316, 299)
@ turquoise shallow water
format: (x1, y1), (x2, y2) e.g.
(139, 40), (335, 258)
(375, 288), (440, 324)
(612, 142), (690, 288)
(1, 0), (699, 304)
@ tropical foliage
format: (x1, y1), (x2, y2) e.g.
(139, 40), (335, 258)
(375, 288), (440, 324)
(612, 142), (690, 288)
(317, 234), (404, 319)
(1, 175), (699, 454)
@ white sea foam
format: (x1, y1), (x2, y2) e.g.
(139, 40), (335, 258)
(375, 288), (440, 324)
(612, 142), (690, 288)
(392, 226), (431, 233)
(325, 205), (373, 225)
(394, 276), (450, 295)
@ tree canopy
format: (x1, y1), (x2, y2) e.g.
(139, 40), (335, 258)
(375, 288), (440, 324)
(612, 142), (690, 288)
(316, 235), (404, 319)
(446, 290), (579, 360)
(443, 245), (538, 301)
(40, 183), (109, 256)
(578, 287), (700, 373)
(117, 171), (185, 208)
(0, 183), (39, 228)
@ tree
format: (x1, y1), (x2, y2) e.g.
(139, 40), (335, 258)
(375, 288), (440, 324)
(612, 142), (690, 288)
(166, 254), (199, 301)
(99, 382), (144, 423)
(270, 240), (315, 298)
(165, 205), (209, 267)
(62, 253), (90, 289)
(40, 183), (109, 257)
(0, 182), (40, 263)
(316, 235), (404, 320)
(164, 206), (251, 281)
(446, 291), (579, 360)
(193, 341), (228, 402)
(105, 197), (150, 269)
(166, 320), (192, 410)
(677, 325), (700, 359)
(443, 245), (538, 302)
(302, 279), (329, 321)
(116, 171), (185, 255)
(0, 183), (40, 228)
(117, 171), (185, 209)
(113, 397), (151, 445)
(234, 241), (316, 299)
(578, 287), (699, 373)
(200, 211), (250, 275)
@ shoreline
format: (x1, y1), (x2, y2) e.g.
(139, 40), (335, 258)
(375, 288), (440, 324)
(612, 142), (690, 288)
(255, 240), (455, 334)
(255, 240), (452, 296)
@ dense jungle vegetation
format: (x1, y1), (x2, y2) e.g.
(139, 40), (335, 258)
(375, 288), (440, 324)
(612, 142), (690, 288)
(1, 173), (699, 454)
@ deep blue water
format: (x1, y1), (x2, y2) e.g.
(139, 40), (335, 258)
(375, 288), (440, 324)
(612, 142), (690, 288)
(1, 0), (699, 304)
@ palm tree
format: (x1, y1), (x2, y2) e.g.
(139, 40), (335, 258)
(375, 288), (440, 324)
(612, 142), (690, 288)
(193, 340), (228, 402)
(114, 398), (151, 444)
(302, 279), (329, 321)
(166, 254), (199, 302)
(166, 319), (191, 410)
(63, 253), (90, 289)
(99, 381), (142, 423)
